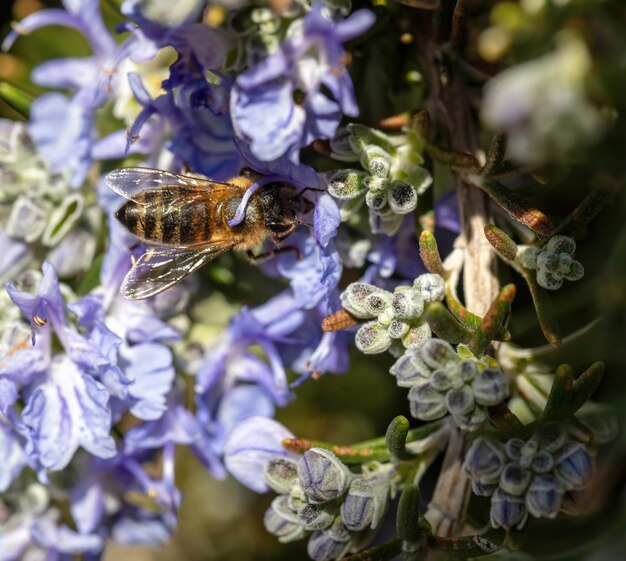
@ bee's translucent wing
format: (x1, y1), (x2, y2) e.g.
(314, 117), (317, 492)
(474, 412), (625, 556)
(105, 167), (236, 203)
(121, 241), (235, 300)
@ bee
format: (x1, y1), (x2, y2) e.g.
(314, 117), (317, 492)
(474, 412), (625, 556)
(105, 167), (313, 300)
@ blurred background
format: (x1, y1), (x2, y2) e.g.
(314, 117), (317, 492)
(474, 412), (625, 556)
(2, 1), (626, 560)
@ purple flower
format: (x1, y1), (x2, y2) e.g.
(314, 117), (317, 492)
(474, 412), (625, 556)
(224, 417), (298, 493)
(0, 413), (28, 492)
(232, 2), (375, 162)
(6, 260), (64, 346)
(192, 292), (305, 477)
(125, 75), (243, 180)
(274, 232), (342, 310)
(22, 355), (117, 471)
(3, 0), (118, 186)
(2, 1), (116, 88)
(0, 505), (104, 561)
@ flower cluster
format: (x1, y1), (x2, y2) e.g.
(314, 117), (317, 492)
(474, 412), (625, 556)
(231, 4), (375, 163)
(0, 121), (96, 280)
(263, 448), (393, 561)
(518, 235), (584, 291)
(391, 340), (509, 431)
(340, 274), (444, 356)
(326, 124), (432, 235)
(464, 423), (594, 529)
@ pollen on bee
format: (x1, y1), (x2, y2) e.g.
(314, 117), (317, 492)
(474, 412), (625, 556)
(130, 254), (137, 267)
(33, 315), (47, 327)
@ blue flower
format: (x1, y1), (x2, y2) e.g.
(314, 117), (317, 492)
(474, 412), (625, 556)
(192, 292), (306, 477)
(0, 413), (28, 492)
(224, 417), (297, 493)
(232, 2), (375, 162)
(6, 260), (64, 345)
(3, 0), (119, 187)
(125, 74), (243, 180)
(22, 355), (117, 471)
(0, 489), (104, 561)
(69, 452), (178, 545)
(274, 232), (342, 311)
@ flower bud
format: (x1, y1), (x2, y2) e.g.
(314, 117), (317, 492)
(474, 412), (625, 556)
(464, 438), (505, 484)
(355, 322), (392, 354)
(360, 146), (392, 178)
(490, 488), (527, 529)
(419, 339), (458, 369)
(525, 474), (563, 518)
(298, 448), (351, 504)
(505, 438), (524, 461)
(499, 463), (532, 496)
(341, 283), (383, 318)
(391, 288), (424, 320)
(388, 319), (410, 340)
(326, 170), (368, 200)
(472, 368), (509, 406)
(565, 260), (584, 281)
(340, 475), (389, 532)
(408, 380), (447, 421)
(264, 458), (299, 495)
(390, 350), (430, 387)
(430, 368), (452, 392)
(363, 175), (389, 191)
(537, 267), (563, 290)
(445, 385), (475, 416)
(298, 502), (336, 531)
(413, 273), (445, 303)
(554, 443), (593, 490)
(307, 518), (351, 561)
(531, 451), (554, 473)
(471, 479), (498, 497)
(546, 235), (576, 255)
(388, 181), (418, 214)
(517, 245), (541, 269)
(264, 496), (307, 543)
(363, 292), (392, 317)
(401, 320), (431, 350)
(329, 128), (359, 161)
(454, 407), (487, 432)
(365, 189), (387, 210)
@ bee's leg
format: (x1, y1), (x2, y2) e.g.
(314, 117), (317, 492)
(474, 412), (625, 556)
(247, 246), (301, 263)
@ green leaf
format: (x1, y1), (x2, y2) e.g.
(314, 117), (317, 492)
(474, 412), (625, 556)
(0, 81), (32, 118)
(385, 416), (412, 460)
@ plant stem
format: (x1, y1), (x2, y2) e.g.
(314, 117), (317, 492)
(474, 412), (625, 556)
(413, 0), (500, 537)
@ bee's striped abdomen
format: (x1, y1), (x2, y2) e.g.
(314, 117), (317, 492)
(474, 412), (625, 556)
(178, 199), (212, 244)
(116, 189), (217, 246)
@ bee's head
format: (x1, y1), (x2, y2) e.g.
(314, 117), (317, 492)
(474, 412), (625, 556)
(259, 182), (299, 238)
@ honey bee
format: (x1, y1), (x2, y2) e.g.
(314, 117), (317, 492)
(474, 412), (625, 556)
(106, 167), (312, 300)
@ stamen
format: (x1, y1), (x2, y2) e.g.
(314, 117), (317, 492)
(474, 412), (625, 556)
(10, 21), (31, 36)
